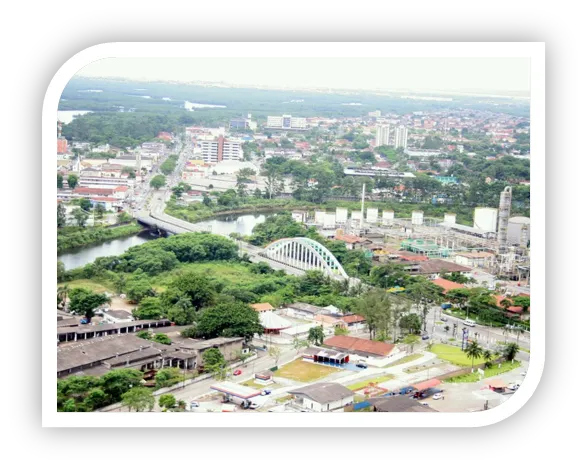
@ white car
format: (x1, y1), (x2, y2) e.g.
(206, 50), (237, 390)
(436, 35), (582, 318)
(521, 371), (527, 376)
(507, 383), (520, 391)
(433, 393), (443, 400)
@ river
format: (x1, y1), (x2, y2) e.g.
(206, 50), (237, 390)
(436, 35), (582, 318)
(58, 212), (274, 270)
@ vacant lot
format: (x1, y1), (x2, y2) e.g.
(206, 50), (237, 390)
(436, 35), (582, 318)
(386, 353), (424, 368)
(430, 344), (486, 367)
(347, 375), (395, 391)
(274, 360), (341, 382)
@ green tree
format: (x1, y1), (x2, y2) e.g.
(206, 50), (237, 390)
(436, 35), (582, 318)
(501, 342), (520, 361)
(117, 211), (133, 224)
(202, 347), (227, 376)
(196, 302), (263, 342)
(166, 297), (197, 326)
(57, 173), (64, 189)
(83, 388), (109, 410)
(114, 274), (126, 294)
(125, 276), (155, 304)
(308, 326), (325, 345)
(100, 369), (144, 402)
(465, 340), (484, 371)
(68, 288), (109, 321)
(405, 279), (443, 332)
(356, 289), (391, 340)
(181, 326), (199, 339)
(134, 297), (164, 320)
(512, 296), (530, 313)
(483, 349), (494, 368)
(57, 284), (70, 311)
(122, 387), (155, 412)
(203, 194), (213, 207)
(155, 368), (182, 389)
(67, 174), (79, 189)
(269, 346), (282, 366)
(292, 337), (309, 354)
(57, 203), (67, 228)
(167, 273), (215, 311)
(399, 313), (422, 334)
(80, 198), (92, 212)
(57, 261), (66, 283)
(94, 204), (106, 219)
(150, 174), (167, 189)
(136, 330), (152, 340)
(403, 335), (420, 354)
(152, 333), (172, 345)
(71, 208), (89, 228)
(263, 167), (284, 199)
(158, 394), (176, 410)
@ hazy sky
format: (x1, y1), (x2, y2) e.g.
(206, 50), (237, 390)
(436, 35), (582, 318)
(77, 58), (531, 95)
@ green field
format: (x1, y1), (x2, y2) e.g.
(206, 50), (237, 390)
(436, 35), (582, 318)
(274, 360), (341, 382)
(445, 360), (522, 383)
(430, 344), (486, 367)
(57, 278), (114, 293)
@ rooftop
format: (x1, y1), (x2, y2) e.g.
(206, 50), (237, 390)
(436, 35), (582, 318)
(368, 396), (438, 412)
(432, 278), (465, 293)
(288, 382), (353, 404)
(250, 303), (274, 312)
(324, 335), (395, 357)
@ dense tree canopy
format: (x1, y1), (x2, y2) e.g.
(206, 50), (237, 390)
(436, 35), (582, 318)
(195, 302), (263, 341)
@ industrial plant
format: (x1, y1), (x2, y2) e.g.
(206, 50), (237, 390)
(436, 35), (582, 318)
(295, 185), (530, 284)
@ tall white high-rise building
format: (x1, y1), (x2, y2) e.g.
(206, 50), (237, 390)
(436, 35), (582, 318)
(394, 126), (408, 149)
(198, 136), (243, 164)
(375, 125), (390, 147)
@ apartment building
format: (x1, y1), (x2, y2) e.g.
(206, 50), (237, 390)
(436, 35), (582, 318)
(266, 115), (307, 130)
(198, 136), (243, 164)
(375, 125), (390, 147)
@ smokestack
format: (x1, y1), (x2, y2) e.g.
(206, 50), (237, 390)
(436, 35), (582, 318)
(497, 186), (512, 254)
(360, 183), (365, 229)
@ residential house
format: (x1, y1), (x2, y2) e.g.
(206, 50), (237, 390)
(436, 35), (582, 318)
(288, 382), (354, 412)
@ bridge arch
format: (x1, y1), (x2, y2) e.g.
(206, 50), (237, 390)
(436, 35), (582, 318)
(263, 237), (349, 280)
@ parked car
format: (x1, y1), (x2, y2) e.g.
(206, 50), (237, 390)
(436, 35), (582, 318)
(507, 383), (520, 391)
(440, 316), (448, 322)
(233, 369), (242, 376)
(356, 363), (368, 369)
(261, 389), (272, 396)
(189, 400), (199, 409)
(463, 319), (477, 327)
(433, 393), (443, 400)
(421, 334), (430, 340)
(248, 402), (260, 409)
(421, 402), (430, 406)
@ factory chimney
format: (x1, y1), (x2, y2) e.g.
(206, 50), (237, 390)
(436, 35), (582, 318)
(497, 186), (512, 253)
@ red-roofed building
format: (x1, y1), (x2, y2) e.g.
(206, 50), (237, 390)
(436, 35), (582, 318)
(432, 278), (465, 294)
(495, 295), (530, 320)
(157, 132), (173, 141)
(323, 335), (396, 358)
(73, 187), (116, 197)
(113, 186), (129, 199)
(334, 234), (371, 250)
(250, 303), (274, 313)
(341, 315), (366, 331)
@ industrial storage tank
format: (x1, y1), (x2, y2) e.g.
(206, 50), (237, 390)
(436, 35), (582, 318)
(351, 210), (363, 221)
(335, 207), (348, 224)
(382, 210), (395, 225)
(444, 213), (456, 224)
(323, 213), (336, 229)
(411, 210), (424, 225)
(474, 207), (498, 232)
(366, 208), (379, 224)
(507, 216), (531, 245)
(314, 210), (326, 225)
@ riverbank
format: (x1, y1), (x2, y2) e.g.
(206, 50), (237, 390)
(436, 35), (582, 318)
(57, 222), (145, 253)
(165, 196), (478, 225)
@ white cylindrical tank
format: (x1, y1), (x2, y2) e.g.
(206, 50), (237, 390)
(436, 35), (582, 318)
(366, 208), (378, 224)
(351, 210), (363, 221)
(382, 210), (395, 226)
(444, 213), (456, 224)
(412, 210), (424, 225)
(507, 216), (531, 244)
(323, 213), (336, 229)
(315, 210), (326, 225)
(474, 207), (498, 232)
(335, 207), (348, 223)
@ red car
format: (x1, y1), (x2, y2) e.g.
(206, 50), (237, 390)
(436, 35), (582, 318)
(233, 369), (242, 376)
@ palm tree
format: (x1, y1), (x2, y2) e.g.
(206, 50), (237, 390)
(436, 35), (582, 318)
(501, 342), (520, 362)
(514, 326), (525, 345)
(465, 340), (483, 372)
(500, 298), (513, 313)
(483, 349), (494, 368)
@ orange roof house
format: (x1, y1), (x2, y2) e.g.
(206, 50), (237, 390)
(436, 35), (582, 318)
(250, 303), (274, 313)
(432, 278), (465, 294)
(323, 336), (395, 357)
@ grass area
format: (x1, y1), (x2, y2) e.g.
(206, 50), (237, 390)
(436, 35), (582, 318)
(58, 222), (144, 253)
(497, 341), (530, 354)
(430, 344), (486, 367)
(241, 379), (266, 390)
(448, 338), (456, 342)
(353, 395), (366, 403)
(444, 360), (522, 383)
(385, 353), (424, 368)
(347, 375), (395, 391)
(274, 359), (341, 382)
(275, 395), (294, 404)
(57, 278), (114, 293)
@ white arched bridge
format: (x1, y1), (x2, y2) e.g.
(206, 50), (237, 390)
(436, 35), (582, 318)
(261, 237), (349, 281)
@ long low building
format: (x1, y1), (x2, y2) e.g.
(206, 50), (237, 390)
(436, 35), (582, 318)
(57, 319), (172, 343)
(323, 335), (396, 358)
